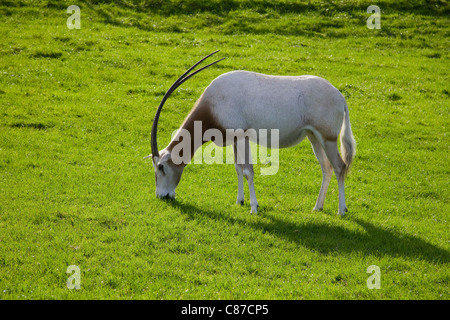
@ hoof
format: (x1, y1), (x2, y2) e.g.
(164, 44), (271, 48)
(338, 206), (348, 216)
(250, 204), (259, 214)
(236, 200), (244, 205)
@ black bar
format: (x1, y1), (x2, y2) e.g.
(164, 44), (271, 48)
(0, 300), (446, 318)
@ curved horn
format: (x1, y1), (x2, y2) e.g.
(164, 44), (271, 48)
(150, 50), (225, 159)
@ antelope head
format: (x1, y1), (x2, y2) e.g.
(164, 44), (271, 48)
(146, 50), (224, 199)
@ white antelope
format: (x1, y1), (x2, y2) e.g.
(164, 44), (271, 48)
(146, 51), (356, 216)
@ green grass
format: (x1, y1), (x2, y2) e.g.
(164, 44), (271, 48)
(0, 0), (449, 299)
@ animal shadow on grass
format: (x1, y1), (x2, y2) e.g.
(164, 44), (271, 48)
(166, 199), (450, 264)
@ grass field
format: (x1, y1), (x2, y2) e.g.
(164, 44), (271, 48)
(0, 0), (448, 299)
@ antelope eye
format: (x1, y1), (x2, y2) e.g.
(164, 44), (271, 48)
(157, 163), (165, 174)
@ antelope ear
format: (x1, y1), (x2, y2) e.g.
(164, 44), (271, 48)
(159, 151), (172, 163)
(143, 154), (152, 160)
(150, 155), (160, 168)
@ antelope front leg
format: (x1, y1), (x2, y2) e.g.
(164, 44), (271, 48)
(235, 163), (245, 205)
(243, 163), (259, 213)
(243, 139), (258, 214)
(235, 137), (259, 214)
(233, 144), (245, 205)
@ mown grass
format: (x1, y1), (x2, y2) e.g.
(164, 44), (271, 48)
(0, 0), (448, 299)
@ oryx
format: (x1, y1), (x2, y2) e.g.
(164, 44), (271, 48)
(146, 51), (356, 216)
